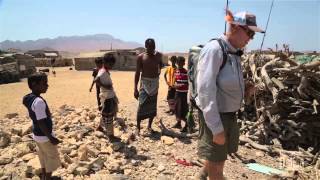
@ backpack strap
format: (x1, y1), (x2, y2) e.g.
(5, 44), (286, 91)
(209, 38), (227, 71)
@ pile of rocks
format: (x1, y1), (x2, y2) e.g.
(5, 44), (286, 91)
(0, 104), (201, 179)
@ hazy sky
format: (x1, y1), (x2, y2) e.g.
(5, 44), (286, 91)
(0, 0), (319, 52)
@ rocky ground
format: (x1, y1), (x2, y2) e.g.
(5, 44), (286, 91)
(0, 68), (317, 179)
(1, 101), (315, 180)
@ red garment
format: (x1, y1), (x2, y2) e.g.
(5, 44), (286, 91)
(174, 68), (188, 92)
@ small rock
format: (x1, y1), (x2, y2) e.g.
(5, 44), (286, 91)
(242, 173), (248, 178)
(11, 127), (22, 136)
(89, 157), (105, 171)
(67, 163), (78, 174)
(145, 160), (154, 168)
(131, 159), (140, 166)
(21, 124), (32, 136)
(105, 161), (121, 172)
(94, 131), (105, 138)
(64, 154), (73, 164)
(74, 167), (89, 175)
(11, 135), (22, 143)
(157, 164), (165, 172)
(69, 150), (78, 157)
(161, 136), (174, 145)
(0, 130), (10, 148)
(27, 157), (42, 175)
(5, 113), (18, 119)
(114, 128), (122, 137)
(111, 142), (124, 152)
(88, 113), (96, 120)
(78, 145), (89, 161)
(22, 153), (35, 161)
(0, 155), (13, 165)
(60, 146), (72, 154)
(75, 108), (83, 115)
(157, 175), (170, 180)
(101, 145), (114, 154)
(124, 169), (132, 175)
(255, 151), (265, 157)
(90, 174), (129, 180)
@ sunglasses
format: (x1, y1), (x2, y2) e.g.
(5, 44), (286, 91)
(239, 26), (255, 39)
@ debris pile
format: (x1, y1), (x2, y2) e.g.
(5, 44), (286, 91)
(240, 53), (320, 167)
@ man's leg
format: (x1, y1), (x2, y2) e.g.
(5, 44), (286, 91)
(207, 160), (225, 180)
(136, 115), (141, 135)
(45, 172), (52, 180)
(148, 117), (154, 132)
(41, 168), (46, 180)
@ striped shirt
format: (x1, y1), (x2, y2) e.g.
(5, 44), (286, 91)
(175, 68), (188, 92)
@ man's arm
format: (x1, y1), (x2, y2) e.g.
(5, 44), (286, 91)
(163, 68), (169, 86)
(134, 55), (143, 99)
(158, 53), (164, 75)
(196, 44), (225, 144)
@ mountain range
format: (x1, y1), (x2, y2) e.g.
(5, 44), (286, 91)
(0, 34), (143, 53)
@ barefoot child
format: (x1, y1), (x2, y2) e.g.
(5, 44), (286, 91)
(22, 72), (61, 180)
(95, 54), (119, 141)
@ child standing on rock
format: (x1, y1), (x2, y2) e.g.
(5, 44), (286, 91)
(22, 72), (61, 180)
(94, 53), (120, 142)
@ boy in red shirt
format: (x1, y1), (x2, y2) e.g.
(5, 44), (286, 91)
(173, 56), (189, 132)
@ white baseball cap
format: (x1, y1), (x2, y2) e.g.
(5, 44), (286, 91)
(229, 11), (265, 33)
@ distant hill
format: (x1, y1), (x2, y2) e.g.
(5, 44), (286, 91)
(0, 34), (143, 53)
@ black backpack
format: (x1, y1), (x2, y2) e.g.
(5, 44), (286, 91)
(187, 38), (229, 109)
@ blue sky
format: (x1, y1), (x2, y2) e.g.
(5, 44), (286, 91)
(0, 0), (319, 52)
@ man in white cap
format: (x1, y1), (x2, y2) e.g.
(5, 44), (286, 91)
(196, 10), (264, 180)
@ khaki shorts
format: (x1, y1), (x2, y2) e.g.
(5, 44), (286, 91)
(36, 141), (61, 173)
(197, 111), (239, 162)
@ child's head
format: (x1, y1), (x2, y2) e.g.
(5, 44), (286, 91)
(176, 56), (185, 68)
(170, 56), (177, 66)
(103, 53), (116, 69)
(95, 57), (103, 68)
(27, 72), (48, 94)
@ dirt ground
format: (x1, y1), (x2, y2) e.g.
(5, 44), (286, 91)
(0, 67), (168, 118)
(0, 67), (306, 179)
